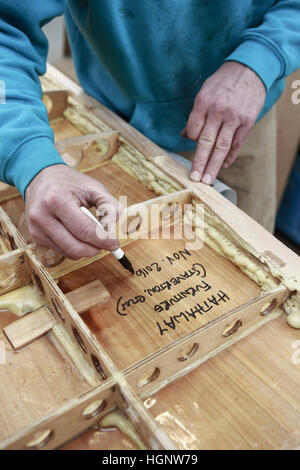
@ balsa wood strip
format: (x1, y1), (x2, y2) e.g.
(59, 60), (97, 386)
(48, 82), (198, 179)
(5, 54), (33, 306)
(65, 279), (111, 314)
(3, 306), (56, 350)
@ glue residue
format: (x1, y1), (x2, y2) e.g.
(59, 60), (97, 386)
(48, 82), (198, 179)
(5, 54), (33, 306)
(155, 410), (199, 450)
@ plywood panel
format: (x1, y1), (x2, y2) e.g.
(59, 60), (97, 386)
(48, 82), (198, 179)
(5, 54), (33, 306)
(58, 225), (261, 370)
(87, 162), (157, 205)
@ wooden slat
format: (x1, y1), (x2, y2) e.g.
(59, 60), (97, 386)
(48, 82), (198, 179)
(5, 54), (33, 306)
(3, 307), (56, 350)
(65, 279), (111, 314)
(1, 280), (110, 351)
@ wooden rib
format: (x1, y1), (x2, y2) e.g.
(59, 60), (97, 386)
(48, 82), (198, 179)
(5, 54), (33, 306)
(116, 189), (192, 242)
(28, 190), (190, 278)
(55, 131), (120, 171)
(3, 306), (56, 350)
(0, 206), (27, 250)
(0, 379), (116, 450)
(124, 285), (289, 397)
(0, 250), (31, 295)
(43, 90), (68, 120)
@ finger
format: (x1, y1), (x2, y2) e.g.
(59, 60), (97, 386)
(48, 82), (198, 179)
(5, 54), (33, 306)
(185, 108), (206, 141)
(41, 215), (101, 260)
(28, 224), (70, 258)
(201, 123), (237, 184)
(87, 180), (121, 218)
(54, 200), (120, 252)
(96, 201), (123, 234)
(190, 115), (222, 182)
(222, 126), (249, 168)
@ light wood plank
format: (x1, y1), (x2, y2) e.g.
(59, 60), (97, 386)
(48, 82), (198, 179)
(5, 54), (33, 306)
(65, 279), (111, 314)
(3, 307), (56, 350)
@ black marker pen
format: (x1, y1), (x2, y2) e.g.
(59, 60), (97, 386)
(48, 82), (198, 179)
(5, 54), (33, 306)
(80, 206), (134, 275)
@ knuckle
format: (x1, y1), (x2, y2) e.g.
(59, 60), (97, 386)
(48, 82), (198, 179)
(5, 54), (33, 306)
(212, 101), (227, 116)
(216, 136), (231, 151)
(231, 139), (243, 151)
(241, 114), (256, 127)
(195, 93), (207, 109)
(28, 228), (47, 248)
(43, 190), (60, 210)
(198, 134), (215, 147)
(27, 208), (40, 225)
(78, 224), (93, 241)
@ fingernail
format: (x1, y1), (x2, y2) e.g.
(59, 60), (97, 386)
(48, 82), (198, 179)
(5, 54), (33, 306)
(202, 174), (212, 185)
(190, 170), (201, 182)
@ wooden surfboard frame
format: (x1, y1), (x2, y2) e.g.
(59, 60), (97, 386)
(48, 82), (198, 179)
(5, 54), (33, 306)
(0, 64), (299, 450)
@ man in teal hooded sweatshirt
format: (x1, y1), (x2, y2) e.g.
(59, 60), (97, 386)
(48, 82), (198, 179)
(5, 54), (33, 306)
(0, 1), (299, 259)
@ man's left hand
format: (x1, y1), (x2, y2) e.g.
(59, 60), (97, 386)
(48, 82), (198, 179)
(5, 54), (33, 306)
(182, 61), (267, 184)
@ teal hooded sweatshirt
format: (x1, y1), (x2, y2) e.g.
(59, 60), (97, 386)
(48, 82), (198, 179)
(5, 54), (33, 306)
(1, 0), (300, 198)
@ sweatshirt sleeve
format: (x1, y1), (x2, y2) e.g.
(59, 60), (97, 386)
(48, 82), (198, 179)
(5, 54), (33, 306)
(0, 1), (69, 199)
(225, 0), (300, 91)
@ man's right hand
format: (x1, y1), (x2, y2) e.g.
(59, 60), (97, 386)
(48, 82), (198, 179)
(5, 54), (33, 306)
(25, 164), (122, 260)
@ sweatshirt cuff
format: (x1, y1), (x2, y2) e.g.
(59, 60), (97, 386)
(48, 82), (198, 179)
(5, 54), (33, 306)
(225, 36), (285, 91)
(5, 136), (66, 199)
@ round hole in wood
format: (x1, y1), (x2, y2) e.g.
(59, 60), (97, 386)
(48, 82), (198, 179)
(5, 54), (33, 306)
(72, 326), (87, 353)
(51, 297), (65, 321)
(125, 215), (143, 235)
(32, 271), (45, 296)
(36, 247), (65, 268)
(137, 367), (160, 388)
(26, 429), (54, 449)
(260, 298), (277, 316)
(88, 139), (108, 155)
(0, 268), (16, 289)
(82, 399), (107, 420)
(222, 319), (243, 337)
(177, 343), (199, 362)
(0, 222), (5, 237)
(7, 233), (17, 250)
(91, 354), (107, 380)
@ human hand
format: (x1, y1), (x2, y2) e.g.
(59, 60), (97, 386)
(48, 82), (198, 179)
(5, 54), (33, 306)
(182, 61), (267, 184)
(25, 164), (122, 260)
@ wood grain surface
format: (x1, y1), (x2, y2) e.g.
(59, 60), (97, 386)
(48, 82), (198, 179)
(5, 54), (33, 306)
(58, 224), (260, 370)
